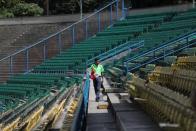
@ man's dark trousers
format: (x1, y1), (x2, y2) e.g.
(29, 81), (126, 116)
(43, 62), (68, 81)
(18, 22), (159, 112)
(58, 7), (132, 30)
(93, 77), (102, 100)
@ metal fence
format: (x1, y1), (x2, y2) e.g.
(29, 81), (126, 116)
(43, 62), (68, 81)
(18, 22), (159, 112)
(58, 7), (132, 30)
(70, 73), (90, 131)
(87, 40), (145, 66)
(0, 0), (126, 82)
(124, 30), (196, 72)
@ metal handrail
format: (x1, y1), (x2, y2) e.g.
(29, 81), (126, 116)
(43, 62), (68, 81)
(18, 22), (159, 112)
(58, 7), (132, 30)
(87, 40), (144, 64)
(129, 40), (196, 72)
(99, 41), (144, 60)
(124, 30), (196, 63)
(124, 31), (196, 72)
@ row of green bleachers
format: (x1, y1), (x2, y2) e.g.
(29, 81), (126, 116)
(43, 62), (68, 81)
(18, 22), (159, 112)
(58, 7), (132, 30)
(104, 8), (196, 86)
(0, 74), (82, 116)
(101, 9), (196, 74)
(33, 11), (175, 74)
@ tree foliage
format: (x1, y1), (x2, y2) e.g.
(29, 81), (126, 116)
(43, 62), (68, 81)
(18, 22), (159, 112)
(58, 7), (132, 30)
(50, 0), (111, 14)
(13, 3), (43, 16)
(0, 8), (14, 18)
(0, 0), (43, 18)
(131, 0), (191, 8)
(0, 0), (24, 8)
(0, 0), (192, 17)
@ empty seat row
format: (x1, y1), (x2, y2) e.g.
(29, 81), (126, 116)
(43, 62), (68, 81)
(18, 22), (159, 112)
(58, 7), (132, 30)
(128, 75), (195, 131)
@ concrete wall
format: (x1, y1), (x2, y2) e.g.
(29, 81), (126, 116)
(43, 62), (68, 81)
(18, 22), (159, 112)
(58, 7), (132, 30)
(127, 3), (193, 16)
(0, 13), (90, 26)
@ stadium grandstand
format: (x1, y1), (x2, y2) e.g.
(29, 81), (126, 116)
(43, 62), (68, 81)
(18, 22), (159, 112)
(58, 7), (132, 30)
(0, 0), (195, 131)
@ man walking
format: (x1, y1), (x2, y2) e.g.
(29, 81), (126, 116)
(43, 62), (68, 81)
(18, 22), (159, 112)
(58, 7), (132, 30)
(90, 58), (104, 102)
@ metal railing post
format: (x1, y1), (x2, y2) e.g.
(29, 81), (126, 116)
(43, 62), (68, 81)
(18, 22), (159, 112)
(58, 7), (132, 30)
(43, 41), (47, 61)
(25, 50), (29, 72)
(110, 5), (113, 25)
(57, 33), (62, 52)
(126, 61), (128, 74)
(116, 0), (119, 20)
(85, 60), (88, 71)
(72, 25), (75, 46)
(0, 64), (0, 81)
(9, 56), (13, 76)
(153, 51), (155, 58)
(163, 48), (166, 59)
(98, 12), (101, 32)
(85, 19), (88, 40)
(122, 0), (125, 18)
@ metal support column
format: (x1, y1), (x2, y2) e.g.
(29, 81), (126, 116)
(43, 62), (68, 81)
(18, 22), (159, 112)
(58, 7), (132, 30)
(122, 0), (125, 18)
(126, 61), (129, 74)
(110, 5), (113, 25)
(98, 13), (101, 32)
(25, 50), (29, 73)
(72, 25), (75, 46)
(116, 0), (119, 20)
(9, 56), (13, 76)
(85, 60), (88, 72)
(186, 37), (189, 48)
(57, 33), (62, 52)
(43, 41), (47, 61)
(85, 19), (88, 40)
(163, 48), (166, 59)
(0, 64), (0, 81)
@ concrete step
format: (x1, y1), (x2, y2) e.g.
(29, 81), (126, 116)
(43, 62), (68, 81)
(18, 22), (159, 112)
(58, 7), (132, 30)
(97, 101), (109, 109)
(86, 112), (118, 131)
(86, 80), (118, 131)
(119, 93), (129, 99)
(107, 93), (161, 131)
(104, 87), (127, 93)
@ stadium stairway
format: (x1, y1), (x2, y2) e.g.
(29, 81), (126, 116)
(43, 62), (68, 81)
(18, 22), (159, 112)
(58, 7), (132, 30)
(0, 6), (196, 131)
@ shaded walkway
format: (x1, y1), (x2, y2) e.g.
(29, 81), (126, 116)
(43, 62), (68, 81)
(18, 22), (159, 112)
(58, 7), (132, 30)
(86, 79), (118, 131)
(86, 77), (161, 131)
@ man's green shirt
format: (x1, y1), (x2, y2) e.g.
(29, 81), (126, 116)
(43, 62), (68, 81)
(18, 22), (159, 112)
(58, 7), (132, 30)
(90, 64), (104, 76)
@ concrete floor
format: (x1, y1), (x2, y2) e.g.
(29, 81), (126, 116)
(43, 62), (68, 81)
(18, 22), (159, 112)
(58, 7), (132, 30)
(107, 93), (161, 131)
(86, 78), (118, 131)
(86, 77), (161, 131)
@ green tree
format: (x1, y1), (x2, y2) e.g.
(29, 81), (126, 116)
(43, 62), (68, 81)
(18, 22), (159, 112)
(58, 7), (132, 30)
(13, 3), (43, 16)
(0, 0), (43, 18)
(0, 0), (24, 8)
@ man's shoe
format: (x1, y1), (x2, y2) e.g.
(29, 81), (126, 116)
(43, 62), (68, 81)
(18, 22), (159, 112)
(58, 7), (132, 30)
(96, 97), (99, 102)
